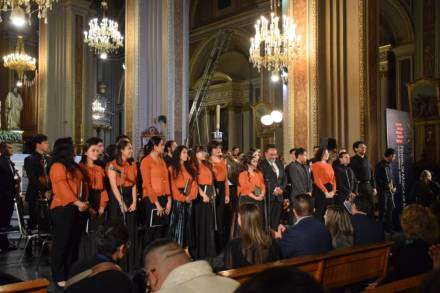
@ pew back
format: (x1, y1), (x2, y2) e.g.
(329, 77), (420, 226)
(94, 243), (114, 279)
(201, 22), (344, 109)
(360, 272), (433, 293)
(0, 279), (49, 293)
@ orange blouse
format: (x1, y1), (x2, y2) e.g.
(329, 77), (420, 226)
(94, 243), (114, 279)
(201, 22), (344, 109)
(169, 164), (198, 202)
(140, 154), (170, 203)
(196, 163), (214, 186)
(50, 162), (88, 209)
(237, 170), (266, 197)
(80, 162), (109, 209)
(107, 160), (137, 187)
(311, 161), (337, 194)
(212, 158), (230, 197)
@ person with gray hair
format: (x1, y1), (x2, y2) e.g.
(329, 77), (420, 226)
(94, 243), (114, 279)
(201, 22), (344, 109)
(143, 239), (239, 293)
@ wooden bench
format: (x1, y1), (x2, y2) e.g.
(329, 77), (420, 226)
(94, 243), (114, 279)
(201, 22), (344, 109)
(219, 241), (393, 288)
(0, 279), (49, 293)
(360, 272), (433, 293)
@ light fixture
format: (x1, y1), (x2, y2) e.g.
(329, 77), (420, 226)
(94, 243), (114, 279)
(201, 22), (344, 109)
(84, 1), (123, 59)
(10, 6), (25, 27)
(271, 110), (283, 123)
(92, 98), (106, 120)
(260, 114), (274, 126)
(0, 0), (58, 24)
(16, 80), (22, 87)
(271, 70), (280, 82)
(249, 0), (301, 72)
(3, 35), (37, 87)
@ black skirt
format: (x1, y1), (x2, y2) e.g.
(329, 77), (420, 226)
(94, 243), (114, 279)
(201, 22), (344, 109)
(193, 187), (216, 259)
(87, 189), (105, 231)
(168, 201), (194, 248)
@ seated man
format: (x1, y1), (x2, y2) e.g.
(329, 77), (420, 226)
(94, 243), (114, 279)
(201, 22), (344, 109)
(144, 238), (239, 293)
(351, 196), (385, 245)
(275, 194), (332, 258)
(64, 221), (133, 293)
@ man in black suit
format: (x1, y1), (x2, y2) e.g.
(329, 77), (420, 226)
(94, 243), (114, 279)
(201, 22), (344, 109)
(259, 144), (287, 230)
(334, 151), (357, 207)
(24, 134), (51, 231)
(351, 196), (385, 245)
(349, 141), (376, 204)
(0, 142), (18, 252)
(285, 148), (312, 204)
(275, 194), (332, 258)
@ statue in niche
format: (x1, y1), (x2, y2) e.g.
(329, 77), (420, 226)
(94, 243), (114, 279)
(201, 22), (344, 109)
(5, 87), (23, 130)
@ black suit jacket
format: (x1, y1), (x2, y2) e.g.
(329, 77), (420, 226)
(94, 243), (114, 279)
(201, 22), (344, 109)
(0, 156), (16, 196)
(259, 159), (287, 202)
(351, 213), (385, 246)
(24, 153), (51, 201)
(285, 161), (312, 199)
(334, 165), (358, 198)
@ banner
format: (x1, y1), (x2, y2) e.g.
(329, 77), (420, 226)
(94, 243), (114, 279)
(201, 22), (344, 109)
(385, 109), (414, 207)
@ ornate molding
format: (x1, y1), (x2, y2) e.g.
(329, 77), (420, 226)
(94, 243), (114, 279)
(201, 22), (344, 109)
(359, 0), (366, 141)
(309, 0), (319, 148)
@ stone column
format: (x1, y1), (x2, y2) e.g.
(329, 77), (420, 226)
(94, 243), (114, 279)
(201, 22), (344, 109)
(378, 44), (391, 157)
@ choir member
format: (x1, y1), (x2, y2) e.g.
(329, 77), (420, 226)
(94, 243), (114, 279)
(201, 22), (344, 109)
(107, 140), (138, 271)
(349, 141), (376, 204)
(249, 148), (262, 162)
(237, 154), (266, 223)
(140, 136), (172, 242)
(208, 141), (230, 250)
(259, 144), (287, 230)
(49, 138), (89, 288)
(192, 146), (217, 258)
(164, 140), (177, 167)
(168, 145), (198, 248)
(311, 148), (336, 220)
(79, 138), (109, 231)
(333, 151), (357, 208)
(285, 148), (313, 204)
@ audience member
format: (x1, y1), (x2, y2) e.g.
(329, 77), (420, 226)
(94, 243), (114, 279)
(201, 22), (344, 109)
(351, 196), (385, 245)
(412, 170), (440, 207)
(324, 205), (354, 249)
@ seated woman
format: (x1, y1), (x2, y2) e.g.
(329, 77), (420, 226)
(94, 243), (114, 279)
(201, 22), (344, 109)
(385, 204), (439, 282)
(219, 203), (280, 270)
(411, 170), (440, 207)
(324, 205), (354, 249)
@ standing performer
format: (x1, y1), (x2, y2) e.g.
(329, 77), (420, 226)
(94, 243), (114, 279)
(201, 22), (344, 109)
(333, 151), (357, 210)
(107, 140), (138, 271)
(163, 140), (177, 167)
(349, 141), (376, 204)
(168, 145), (198, 249)
(208, 141), (230, 251)
(79, 139), (109, 231)
(285, 148), (313, 204)
(192, 146), (217, 259)
(140, 136), (172, 244)
(49, 138), (89, 288)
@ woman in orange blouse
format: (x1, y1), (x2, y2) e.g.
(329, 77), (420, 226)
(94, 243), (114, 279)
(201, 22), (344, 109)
(208, 140), (230, 251)
(140, 136), (171, 241)
(168, 145), (198, 248)
(311, 148), (336, 221)
(237, 153), (266, 224)
(49, 137), (89, 288)
(79, 139), (109, 231)
(107, 139), (138, 271)
(192, 146), (217, 258)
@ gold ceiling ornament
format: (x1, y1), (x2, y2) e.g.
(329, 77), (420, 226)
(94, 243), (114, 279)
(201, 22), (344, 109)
(84, 0), (123, 60)
(3, 35), (37, 87)
(249, 0), (302, 72)
(0, 0), (58, 24)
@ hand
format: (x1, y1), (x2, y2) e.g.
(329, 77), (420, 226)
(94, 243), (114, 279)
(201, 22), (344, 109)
(373, 188), (378, 196)
(44, 191), (52, 199)
(273, 224), (286, 239)
(225, 196), (230, 204)
(202, 195), (210, 203)
(77, 201), (89, 212)
(165, 200), (172, 215)
(127, 203), (136, 212)
(98, 207), (105, 216)
(89, 208), (97, 219)
(324, 192), (330, 198)
(155, 203), (165, 216)
(185, 197), (192, 203)
(119, 202), (128, 213)
(391, 187), (397, 193)
(256, 195), (264, 201)
(306, 192), (312, 196)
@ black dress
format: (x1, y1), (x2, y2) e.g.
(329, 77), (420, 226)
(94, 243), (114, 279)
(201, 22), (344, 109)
(193, 185), (217, 259)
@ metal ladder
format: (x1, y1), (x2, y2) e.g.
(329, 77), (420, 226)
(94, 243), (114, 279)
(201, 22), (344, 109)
(186, 30), (232, 146)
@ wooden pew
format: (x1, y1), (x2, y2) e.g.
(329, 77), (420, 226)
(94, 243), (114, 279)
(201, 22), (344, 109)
(0, 279), (49, 293)
(360, 272), (433, 293)
(219, 241), (393, 288)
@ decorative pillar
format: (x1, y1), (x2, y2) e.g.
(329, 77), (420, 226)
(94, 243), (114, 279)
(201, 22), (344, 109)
(378, 44), (391, 158)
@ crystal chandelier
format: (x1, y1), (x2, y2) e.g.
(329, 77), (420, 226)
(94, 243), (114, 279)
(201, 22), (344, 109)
(249, 0), (301, 72)
(0, 0), (58, 24)
(3, 35), (37, 87)
(84, 1), (123, 60)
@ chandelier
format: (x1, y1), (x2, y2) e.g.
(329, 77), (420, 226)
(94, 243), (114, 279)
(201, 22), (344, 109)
(0, 0), (58, 24)
(84, 1), (123, 60)
(249, 0), (301, 72)
(3, 35), (37, 87)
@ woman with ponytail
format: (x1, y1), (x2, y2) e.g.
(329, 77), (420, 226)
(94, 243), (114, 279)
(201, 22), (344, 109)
(140, 136), (171, 243)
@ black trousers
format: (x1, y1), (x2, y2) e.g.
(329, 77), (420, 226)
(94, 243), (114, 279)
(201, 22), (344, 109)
(0, 194), (14, 249)
(51, 205), (83, 282)
(379, 190), (393, 233)
(27, 199), (51, 232)
(313, 185), (334, 221)
(142, 196), (168, 245)
(214, 181), (227, 253)
(358, 182), (374, 204)
(269, 199), (282, 230)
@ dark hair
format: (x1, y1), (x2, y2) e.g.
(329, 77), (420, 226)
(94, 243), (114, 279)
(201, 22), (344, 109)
(384, 148), (395, 157)
(235, 267), (324, 293)
(232, 146), (240, 151)
(338, 151), (349, 159)
(96, 221), (129, 256)
(264, 144), (276, 153)
(104, 144), (118, 162)
(33, 134), (48, 146)
(295, 147), (306, 158)
(314, 148), (328, 161)
(80, 137), (102, 163)
(353, 195), (372, 215)
(293, 194), (314, 217)
(143, 238), (179, 259)
(116, 134), (130, 143)
(289, 148), (296, 154)
(191, 145), (213, 175)
(87, 137), (103, 145)
(170, 145), (197, 179)
(0, 142), (12, 154)
(52, 137), (78, 176)
(207, 140), (222, 155)
(241, 152), (260, 171)
(143, 136), (163, 157)
(352, 141), (365, 151)
(115, 140), (134, 166)
(164, 140), (175, 154)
